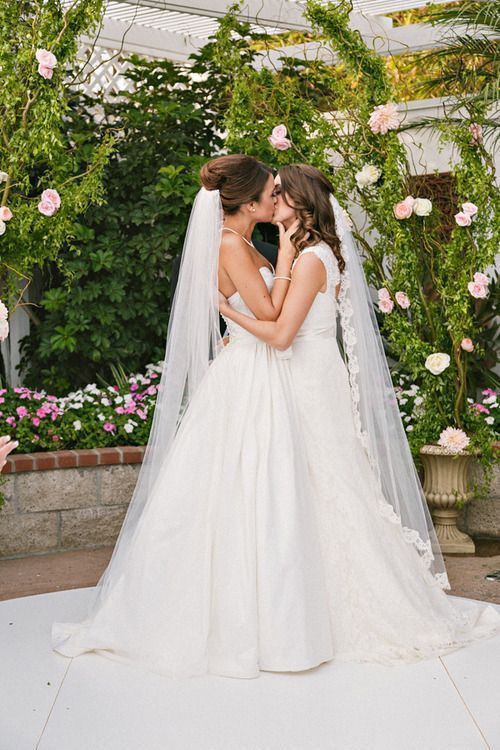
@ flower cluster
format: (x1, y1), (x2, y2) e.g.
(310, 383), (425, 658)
(0, 363), (163, 452)
(467, 271), (489, 299)
(36, 48), (57, 80)
(38, 188), (61, 217)
(393, 195), (432, 220)
(394, 377), (425, 434)
(268, 124), (291, 151)
(469, 123), (483, 146)
(0, 299), (8, 342)
(377, 287), (410, 314)
(468, 389), (499, 433)
(455, 201), (478, 227)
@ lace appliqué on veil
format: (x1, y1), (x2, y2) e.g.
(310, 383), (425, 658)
(332, 207), (451, 592)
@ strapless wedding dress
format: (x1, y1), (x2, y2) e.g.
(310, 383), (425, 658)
(52, 248), (500, 678)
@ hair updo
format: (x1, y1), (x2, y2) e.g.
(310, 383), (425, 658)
(200, 154), (272, 215)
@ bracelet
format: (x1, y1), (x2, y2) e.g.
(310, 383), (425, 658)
(274, 275), (292, 281)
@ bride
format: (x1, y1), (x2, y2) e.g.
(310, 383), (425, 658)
(52, 156), (500, 679)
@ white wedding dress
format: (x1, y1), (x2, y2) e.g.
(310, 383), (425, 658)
(52, 246), (500, 678)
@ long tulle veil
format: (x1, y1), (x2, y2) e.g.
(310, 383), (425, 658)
(87, 187), (224, 615)
(330, 195), (449, 589)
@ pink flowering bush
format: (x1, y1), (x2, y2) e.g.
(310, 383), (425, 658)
(0, 363), (162, 452)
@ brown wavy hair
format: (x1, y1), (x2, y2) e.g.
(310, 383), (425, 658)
(200, 154), (272, 215)
(277, 164), (345, 273)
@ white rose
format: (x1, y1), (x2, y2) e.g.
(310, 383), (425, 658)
(485, 416), (494, 425)
(73, 420), (82, 430)
(355, 164), (381, 190)
(0, 219), (6, 236)
(425, 352), (450, 375)
(0, 318), (9, 342)
(0, 172), (8, 183)
(413, 198), (432, 217)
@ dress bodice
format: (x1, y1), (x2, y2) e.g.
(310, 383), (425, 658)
(292, 242), (340, 341)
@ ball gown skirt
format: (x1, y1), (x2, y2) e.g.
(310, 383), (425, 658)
(52, 263), (500, 678)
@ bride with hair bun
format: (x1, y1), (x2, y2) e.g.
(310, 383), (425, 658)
(52, 156), (500, 680)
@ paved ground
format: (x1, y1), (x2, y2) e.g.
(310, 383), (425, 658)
(1, 545), (500, 604)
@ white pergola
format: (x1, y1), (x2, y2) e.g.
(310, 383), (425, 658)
(79, 0), (453, 65)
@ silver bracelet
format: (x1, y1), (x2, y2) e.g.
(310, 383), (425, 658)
(274, 275), (292, 281)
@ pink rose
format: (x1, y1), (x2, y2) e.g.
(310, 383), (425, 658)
(379, 297), (394, 314)
(16, 406), (29, 419)
(368, 102), (401, 135)
(0, 206), (12, 221)
(378, 287), (391, 300)
(454, 211), (472, 227)
(460, 338), (474, 352)
(32, 417), (41, 427)
(38, 198), (57, 216)
(395, 291), (410, 309)
(103, 422), (116, 432)
(268, 135), (291, 151)
(41, 189), (61, 209)
(473, 272), (489, 286)
(468, 281), (488, 299)
(6, 416), (16, 427)
(38, 65), (54, 79)
(271, 124), (288, 140)
(393, 196), (414, 220)
(36, 49), (58, 68)
(462, 202), (478, 216)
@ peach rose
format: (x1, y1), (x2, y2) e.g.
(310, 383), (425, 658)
(368, 103), (401, 135)
(467, 281), (488, 298)
(473, 272), (488, 286)
(41, 188), (61, 209)
(462, 202), (478, 216)
(379, 297), (394, 314)
(378, 287), (391, 300)
(393, 197), (414, 220)
(36, 49), (58, 68)
(454, 211), (472, 227)
(461, 338), (474, 352)
(0, 206), (12, 221)
(395, 291), (410, 309)
(268, 124), (291, 151)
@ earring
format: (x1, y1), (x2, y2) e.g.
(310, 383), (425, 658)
(251, 208), (256, 212)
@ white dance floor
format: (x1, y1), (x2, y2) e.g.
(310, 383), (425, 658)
(2, 588), (499, 750)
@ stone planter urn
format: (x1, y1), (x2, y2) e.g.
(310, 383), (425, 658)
(420, 444), (475, 554)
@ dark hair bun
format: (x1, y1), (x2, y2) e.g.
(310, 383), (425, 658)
(200, 162), (226, 191)
(199, 155), (272, 214)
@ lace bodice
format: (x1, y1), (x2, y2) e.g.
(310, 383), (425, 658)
(292, 242), (340, 341)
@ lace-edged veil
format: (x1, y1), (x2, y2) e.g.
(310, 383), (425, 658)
(86, 187), (224, 615)
(330, 195), (449, 589)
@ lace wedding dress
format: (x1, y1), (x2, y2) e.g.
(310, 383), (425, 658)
(52, 253), (500, 678)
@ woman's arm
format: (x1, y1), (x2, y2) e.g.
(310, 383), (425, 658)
(220, 253), (327, 350)
(219, 221), (299, 322)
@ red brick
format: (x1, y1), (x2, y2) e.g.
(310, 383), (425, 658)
(9, 454), (35, 473)
(33, 453), (57, 471)
(76, 449), (100, 467)
(96, 448), (121, 465)
(55, 450), (79, 469)
(120, 446), (145, 464)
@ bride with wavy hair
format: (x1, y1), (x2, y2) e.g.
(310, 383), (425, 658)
(219, 162), (500, 664)
(52, 155), (500, 680)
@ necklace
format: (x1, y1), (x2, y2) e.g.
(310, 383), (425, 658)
(222, 226), (255, 249)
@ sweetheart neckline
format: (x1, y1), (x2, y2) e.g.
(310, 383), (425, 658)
(226, 266), (274, 302)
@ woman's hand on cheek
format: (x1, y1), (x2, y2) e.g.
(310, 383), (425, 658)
(277, 218), (301, 263)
